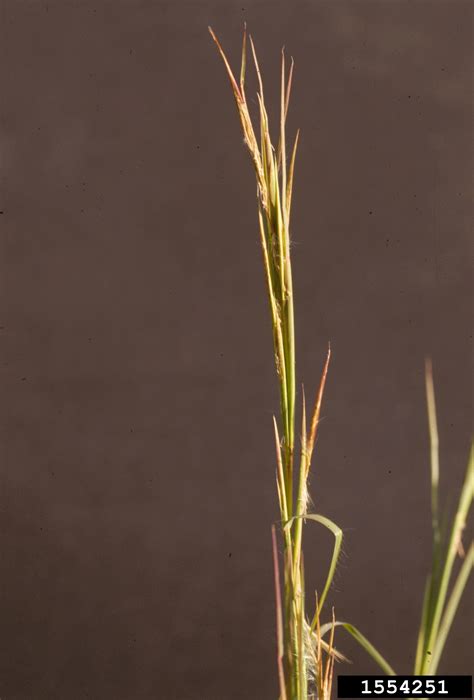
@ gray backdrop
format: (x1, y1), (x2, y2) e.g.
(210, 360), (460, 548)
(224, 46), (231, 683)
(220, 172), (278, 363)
(1, 1), (472, 699)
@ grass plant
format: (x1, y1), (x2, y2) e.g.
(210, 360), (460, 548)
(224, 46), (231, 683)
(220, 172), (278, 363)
(209, 27), (473, 699)
(412, 360), (473, 676)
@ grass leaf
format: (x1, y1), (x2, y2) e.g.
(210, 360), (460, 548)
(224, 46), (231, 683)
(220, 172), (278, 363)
(319, 622), (396, 676)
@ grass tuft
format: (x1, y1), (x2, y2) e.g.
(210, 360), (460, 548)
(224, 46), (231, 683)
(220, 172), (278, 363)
(209, 26), (473, 698)
(209, 25), (341, 698)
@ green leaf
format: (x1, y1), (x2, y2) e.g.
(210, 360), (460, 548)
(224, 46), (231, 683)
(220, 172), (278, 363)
(319, 621), (396, 676)
(421, 443), (473, 674)
(284, 513), (342, 620)
(239, 24), (247, 92)
(429, 541), (474, 674)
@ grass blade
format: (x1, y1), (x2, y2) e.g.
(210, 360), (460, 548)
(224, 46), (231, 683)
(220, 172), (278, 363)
(208, 26), (242, 102)
(307, 344), (331, 471)
(239, 23), (247, 93)
(319, 621), (396, 675)
(274, 416), (289, 523)
(429, 541), (474, 673)
(272, 525), (288, 700)
(286, 128), (300, 221)
(425, 358), (440, 540)
(283, 513), (342, 623)
(421, 442), (473, 673)
(414, 576), (431, 674)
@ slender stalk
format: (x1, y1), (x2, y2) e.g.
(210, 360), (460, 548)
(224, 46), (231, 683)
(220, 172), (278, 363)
(209, 27), (340, 698)
(429, 542), (474, 673)
(425, 359), (440, 543)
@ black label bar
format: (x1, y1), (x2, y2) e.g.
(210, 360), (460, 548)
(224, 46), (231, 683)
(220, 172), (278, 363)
(337, 675), (472, 698)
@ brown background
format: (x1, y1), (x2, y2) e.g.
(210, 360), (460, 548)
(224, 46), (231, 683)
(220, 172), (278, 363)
(1, 1), (472, 699)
